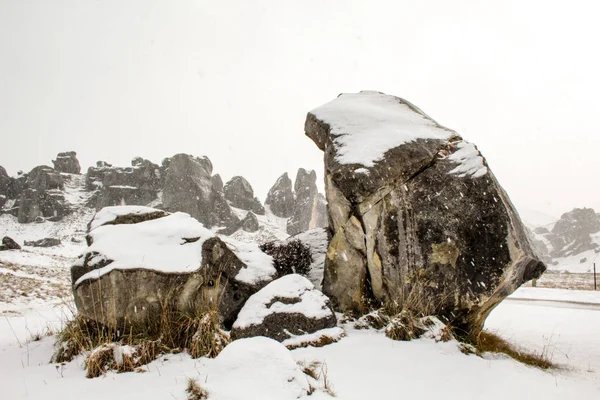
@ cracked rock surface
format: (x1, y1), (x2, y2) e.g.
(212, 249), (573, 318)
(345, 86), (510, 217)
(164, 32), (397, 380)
(305, 91), (545, 335)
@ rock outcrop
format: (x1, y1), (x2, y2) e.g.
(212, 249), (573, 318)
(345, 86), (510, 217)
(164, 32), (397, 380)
(265, 173), (295, 218)
(87, 157), (162, 209)
(305, 91), (545, 334)
(162, 154), (240, 234)
(241, 212), (260, 232)
(24, 238), (62, 247)
(286, 169), (327, 235)
(52, 151), (81, 174)
(230, 274), (337, 342)
(224, 176), (265, 215)
(0, 236), (21, 251)
(544, 208), (600, 258)
(72, 206), (277, 330)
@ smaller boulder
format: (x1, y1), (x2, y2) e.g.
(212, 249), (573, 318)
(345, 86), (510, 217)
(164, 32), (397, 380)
(241, 212), (260, 233)
(230, 274), (336, 342)
(52, 151), (81, 174)
(24, 238), (62, 248)
(1, 236), (21, 251)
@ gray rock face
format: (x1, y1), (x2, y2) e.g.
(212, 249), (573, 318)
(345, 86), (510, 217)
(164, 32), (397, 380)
(0, 166), (10, 197)
(286, 169), (327, 235)
(265, 173), (295, 218)
(241, 212), (260, 232)
(162, 154), (240, 233)
(72, 207), (276, 330)
(24, 238), (62, 247)
(0, 236), (21, 251)
(17, 188), (66, 223)
(26, 166), (64, 192)
(230, 274), (337, 342)
(87, 158), (162, 209)
(305, 91), (545, 335)
(540, 208), (600, 258)
(224, 176), (265, 215)
(52, 151), (81, 174)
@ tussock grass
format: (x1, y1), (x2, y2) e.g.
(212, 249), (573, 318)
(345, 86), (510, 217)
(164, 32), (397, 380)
(52, 303), (230, 378)
(475, 331), (557, 370)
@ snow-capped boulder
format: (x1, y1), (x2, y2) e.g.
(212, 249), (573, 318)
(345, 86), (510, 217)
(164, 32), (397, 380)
(286, 168), (328, 235)
(52, 151), (81, 174)
(305, 91), (545, 335)
(230, 274), (337, 342)
(224, 176), (265, 215)
(72, 206), (277, 329)
(241, 211), (260, 232)
(265, 172), (295, 218)
(0, 236), (21, 251)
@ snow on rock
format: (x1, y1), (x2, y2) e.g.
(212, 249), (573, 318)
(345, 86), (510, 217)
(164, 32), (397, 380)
(75, 211), (214, 285)
(309, 91), (455, 167)
(88, 205), (168, 231)
(447, 141), (488, 178)
(203, 337), (310, 400)
(221, 236), (277, 286)
(231, 274), (337, 342)
(287, 228), (329, 290)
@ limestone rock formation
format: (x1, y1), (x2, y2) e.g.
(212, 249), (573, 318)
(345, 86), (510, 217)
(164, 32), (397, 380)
(52, 151), (81, 174)
(286, 169), (327, 235)
(265, 173), (295, 218)
(305, 91), (545, 334)
(230, 274), (337, 342)
(224, 176), (265, 215)
(24, 238), (62, 247)
(72, 206), (277, 330)
(86, 157), (161, 209)
(241, 212), (260, 232)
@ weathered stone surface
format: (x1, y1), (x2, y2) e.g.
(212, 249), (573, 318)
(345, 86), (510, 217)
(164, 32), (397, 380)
(26, 166), (64, 192)
(265, 173), (295, 218)
(24, 237), (62, 247)
(230, 274), (337, 342)
(287, 169), (327, 235)
(0, 166), (10, 197)
(305, 91), (545, 334)
(224, 176), (265, 215)
(72, 207), (276, 330)
(241, 212), (260, 232)
(1, 236), (21, 250)
(17, 188), (67, 223)
(52, 151), (81, 174)
(86, 157), (161, 209)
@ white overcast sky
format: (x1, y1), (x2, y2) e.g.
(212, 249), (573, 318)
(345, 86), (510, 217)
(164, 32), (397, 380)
(1, 0), (599, 218)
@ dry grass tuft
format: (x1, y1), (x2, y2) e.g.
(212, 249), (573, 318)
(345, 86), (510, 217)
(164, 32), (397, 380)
(52, 299), (230, 378)
(297, 360), (335, 397)
(476, 331), (557, 370)
(384, 310), (427, 341)
(186, 378), (208, 400)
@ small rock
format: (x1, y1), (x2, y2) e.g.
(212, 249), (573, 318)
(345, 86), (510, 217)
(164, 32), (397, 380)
(2, 236), (21, 250)
(24, 238), (62, 248)
(241, 212), (260, 232)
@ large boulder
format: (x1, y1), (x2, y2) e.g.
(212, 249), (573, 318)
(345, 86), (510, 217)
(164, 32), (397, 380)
(52, 151), (81, 174)
(265, 173), (295, 218)
(230, 274), (337, 342)
(224, 176), (265, 215)
(26, 166), (64, 192)
(72, 206), (276, 330)
(17, 188), (67, 223)
(286, 169), (327, 235)
(305, 91), (545, 335)
(0, 166), (10, 197)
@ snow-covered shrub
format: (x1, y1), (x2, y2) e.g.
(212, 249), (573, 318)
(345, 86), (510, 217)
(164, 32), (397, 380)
(259, 239), (312, 277)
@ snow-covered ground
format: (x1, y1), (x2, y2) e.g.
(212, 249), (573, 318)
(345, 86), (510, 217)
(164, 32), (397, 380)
(0, 287), (598, 399)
